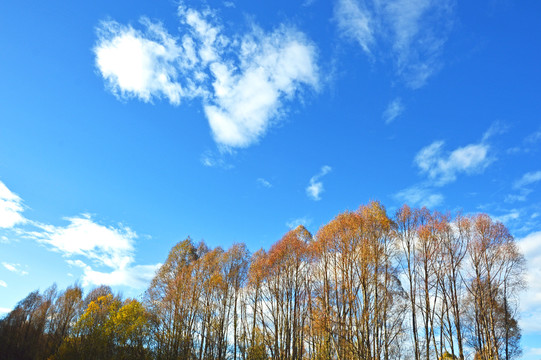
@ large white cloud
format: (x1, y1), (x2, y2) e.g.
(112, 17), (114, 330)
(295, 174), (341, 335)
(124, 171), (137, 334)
(334, 0), (453, 88)
(94, 6), (319, 149)
(0, 181), (26, 229)
(29, 215), (159, 288)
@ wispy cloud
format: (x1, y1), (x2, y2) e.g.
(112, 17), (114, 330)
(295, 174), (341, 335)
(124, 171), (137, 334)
(382, 97), (404, 124)
(0, 180), (26, 229)
(25, 215), (159, 288)
(2, 262), (28, 276)
(395, 184), (443, 208)
(334, 0), (374, 54)
(200, 150), (234, 169)
(306, 165), (332, 201)
(394, 125), (495, 208)
(415, 140), (491, 186)
(514, 171), (541, 190)
(286, 216), (313, 229)
(505, 170), (541, 203)
(257, 178), (272, 188)
(492, 209), (521, 225)
(94, 5), (319, 149)
(334, 0), (453, 88)
(0, 280), (6, 288)
(508, 127), (541, 154)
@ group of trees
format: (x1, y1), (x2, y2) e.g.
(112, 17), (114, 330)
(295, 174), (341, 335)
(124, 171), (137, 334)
(0, 202), (526, 360)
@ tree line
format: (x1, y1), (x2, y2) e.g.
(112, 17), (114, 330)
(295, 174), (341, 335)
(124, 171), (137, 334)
(0, 202), (526, 360)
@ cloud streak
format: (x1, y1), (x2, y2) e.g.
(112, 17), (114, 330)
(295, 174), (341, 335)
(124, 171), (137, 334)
(2, 262), (28, 276)
(513, 170), (541, 190)
(383, 97), (404, 124)
(94, 5), (319, 149)
(257, 178), (272, 188)
(334, 0), (453, 88)
(394, 184), (443, 208)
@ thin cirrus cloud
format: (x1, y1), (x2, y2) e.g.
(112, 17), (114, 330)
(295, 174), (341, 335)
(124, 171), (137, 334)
(506, 170), (541, 203)
(0, 180), (26, 229)
(513, 170), (541, 190)
(382, 97), (404, 124)
(306, 165), (332, 201)
(334, 0), (453, 88)
(94, 4), (319, 149)
(395, 184), (444, 208)
(257, 178), (272, 188)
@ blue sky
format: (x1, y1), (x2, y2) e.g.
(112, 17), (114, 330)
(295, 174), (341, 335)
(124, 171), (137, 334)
(1, 0), (540, 356)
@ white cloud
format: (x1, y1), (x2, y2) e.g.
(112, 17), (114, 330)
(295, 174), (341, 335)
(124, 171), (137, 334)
(415, 140), (491, 186)
(503, 170), (541, 203)
(382, 97), (404, 124)
(30, 215), (158, 288)
(95, 19), (187, 105)
(334, 0), (453, 88)
(1, 262), (28, 276)
(257, 178), (272, 188)
(0, 307), (11, 314)
(306, 166), (332, 201)
(286, 216), (312, 229)
(395, 184), (443, 208)
(0, 180), (26, 229)
(94, 6), (319, 149)
(0, 280), (6, 288)
(514, 170), (541, 190)
(34, 215), (135, 269)
(517, 231), (541, 333)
